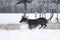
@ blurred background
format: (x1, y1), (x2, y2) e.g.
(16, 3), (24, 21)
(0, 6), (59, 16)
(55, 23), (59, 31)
(0, 0), (60, 13)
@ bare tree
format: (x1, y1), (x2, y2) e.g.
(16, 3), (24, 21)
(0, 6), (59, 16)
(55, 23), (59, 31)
(7, 0), (12, 13)
(0, 0), (3, 12)
(14, 4), (18, 13)
(16, 0), (32, 17)
(38, 0), (44, 17)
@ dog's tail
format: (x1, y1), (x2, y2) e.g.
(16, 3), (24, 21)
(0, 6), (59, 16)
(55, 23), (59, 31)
(47, 11), (54, 21)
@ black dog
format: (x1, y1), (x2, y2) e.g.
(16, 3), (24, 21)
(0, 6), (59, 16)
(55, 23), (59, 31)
(20, 14), (53, 30)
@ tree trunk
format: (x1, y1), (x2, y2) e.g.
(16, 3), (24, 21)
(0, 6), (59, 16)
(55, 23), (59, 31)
(50, 0), (52, 22)
(39, 13), (41, 17)
(14, 4), (17, 13)
(35, 12), (37, 18)
(57, 3), (58, 23)
(24, 2), (27, 17)
(42, 0), (44, 17)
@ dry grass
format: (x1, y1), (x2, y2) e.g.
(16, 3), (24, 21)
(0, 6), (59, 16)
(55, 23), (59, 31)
(0, 24), (20, 30)
(46, 23), (60, 30)
(0, 23), (60, 30)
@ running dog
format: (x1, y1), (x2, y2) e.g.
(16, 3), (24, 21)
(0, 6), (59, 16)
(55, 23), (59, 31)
(20, 14), (53, 30)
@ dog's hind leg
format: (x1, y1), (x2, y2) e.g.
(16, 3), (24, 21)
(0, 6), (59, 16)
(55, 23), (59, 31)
(39, 25), (43, 29)
(43, 24), (47, 29)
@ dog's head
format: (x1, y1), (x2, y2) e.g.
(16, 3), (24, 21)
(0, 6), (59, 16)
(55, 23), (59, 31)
(19, 16), (28, 23)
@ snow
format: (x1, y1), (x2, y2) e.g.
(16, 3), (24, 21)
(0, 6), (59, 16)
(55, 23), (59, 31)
(0, 22), (59, 40)
(0, 29), (60, 40)
(0, 13), (60, 24)
(0, 13), (60, 40)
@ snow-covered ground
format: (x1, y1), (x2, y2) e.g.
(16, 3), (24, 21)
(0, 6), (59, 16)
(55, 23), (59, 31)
(0, 22), (60, 40)
(0, 22), (59, 40)
(0, 29), (60, 40)
(0, 13), (60, 40)
(0, 13), (60, 29)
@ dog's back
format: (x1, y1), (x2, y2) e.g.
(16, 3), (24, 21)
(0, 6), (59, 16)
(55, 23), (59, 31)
(37, 18), (48, 24)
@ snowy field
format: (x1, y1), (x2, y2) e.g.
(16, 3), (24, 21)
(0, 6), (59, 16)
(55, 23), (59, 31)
(0, 23), (60, 40)
(0, 29), (60, 40)
(0, 13), (60, 30)
(0, 13), (60, 24)
(0, 13), (60, 40)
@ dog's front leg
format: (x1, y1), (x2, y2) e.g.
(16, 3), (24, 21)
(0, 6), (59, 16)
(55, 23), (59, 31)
(28, 24), (32, 30)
